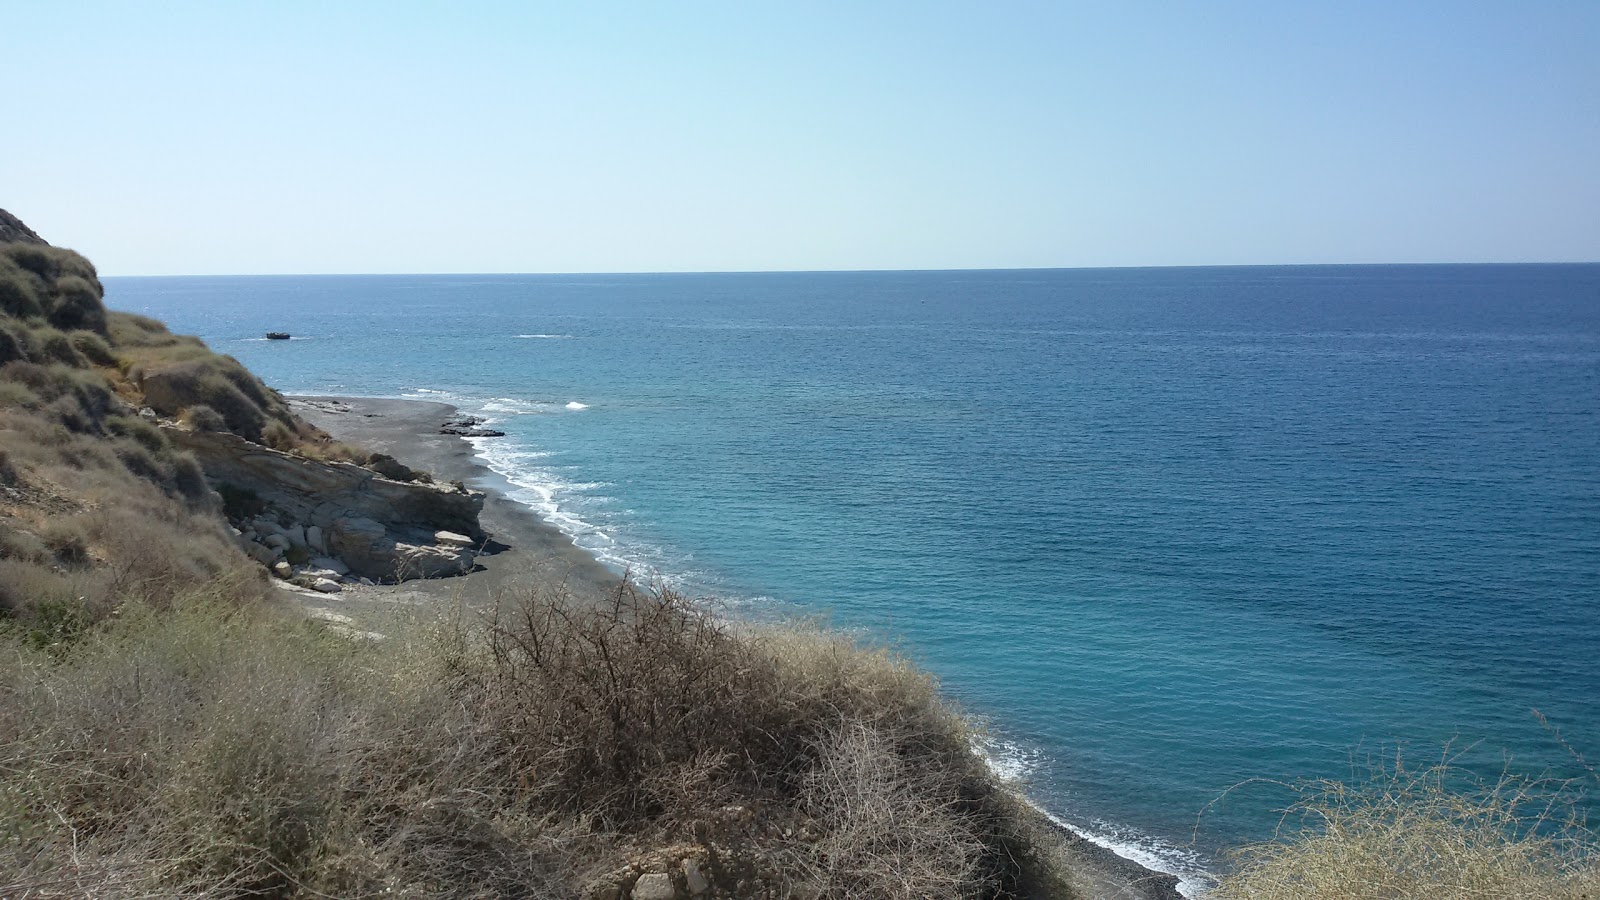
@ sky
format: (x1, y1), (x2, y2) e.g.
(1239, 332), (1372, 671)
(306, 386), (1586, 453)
(6, 1), (1598, 275)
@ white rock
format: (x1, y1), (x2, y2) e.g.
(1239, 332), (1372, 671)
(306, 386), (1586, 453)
(271, 561), (292, 579)
(305, 525), (327, 554)
(683, 859), (709, 896)
(434, 530), (475, 548)
(630, 874), (675, 900)
(312, 578), (342, 593)
(309, 556), (349, 576)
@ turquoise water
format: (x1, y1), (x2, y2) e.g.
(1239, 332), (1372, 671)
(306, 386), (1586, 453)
(106, 266), (1600, 889)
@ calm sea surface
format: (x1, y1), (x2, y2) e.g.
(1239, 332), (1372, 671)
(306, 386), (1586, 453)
(106, 265), (1600, 889)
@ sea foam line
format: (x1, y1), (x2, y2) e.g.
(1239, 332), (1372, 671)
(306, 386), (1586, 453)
(973, 735), (1213, 898)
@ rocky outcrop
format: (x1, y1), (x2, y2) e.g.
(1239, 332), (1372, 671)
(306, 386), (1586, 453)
(167, 424), (485, 581)
(0, 209), (46, 245)
(440, 415), (506, 438)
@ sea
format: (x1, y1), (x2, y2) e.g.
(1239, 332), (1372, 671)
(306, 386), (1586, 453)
(104, 265), (1600, 893)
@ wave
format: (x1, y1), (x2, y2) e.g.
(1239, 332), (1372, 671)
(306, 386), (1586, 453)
(517, 333), (574, 339)
(565, 401), (589, 410)
(973, 735), (1212, 898)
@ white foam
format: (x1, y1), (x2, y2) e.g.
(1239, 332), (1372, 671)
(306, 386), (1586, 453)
(517, 333), (574, 339)
(1044, 810), (1214, 898)
(565, 401), (589, 410)
(973, 736), (1213, 898)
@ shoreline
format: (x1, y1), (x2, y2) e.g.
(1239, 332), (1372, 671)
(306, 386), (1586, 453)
(290, 393), (1188, 900)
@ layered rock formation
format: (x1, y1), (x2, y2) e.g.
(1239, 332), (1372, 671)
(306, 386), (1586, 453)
(166, 424), (486, 581)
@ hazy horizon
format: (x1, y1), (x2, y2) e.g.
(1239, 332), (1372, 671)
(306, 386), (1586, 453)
(10, 2), (1598, 276)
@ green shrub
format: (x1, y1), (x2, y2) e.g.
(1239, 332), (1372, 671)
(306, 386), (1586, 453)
(114, 438), (174, 487)
(0, 380), (38, 409)
(28, 325), (87, 366)
(180, 404), (227, 432)
(47, 275), (107, 334)
(107, 414), (168, 454)
(0, 322), (26, 365)
(69, 330), (116, 366)
(170, 451), (210, 502)
(0, 258), (45, 319)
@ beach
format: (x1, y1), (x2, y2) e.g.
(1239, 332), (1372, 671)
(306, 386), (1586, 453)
(288, 393), (1183, 900)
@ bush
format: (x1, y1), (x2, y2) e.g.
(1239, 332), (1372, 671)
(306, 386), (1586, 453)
(180, 404), (228, 432)
(170, 451), (210, 502)
(0, 322), (26, 366)
(0, 380), (37, 410)
(69, 330), (116, 366)
(28, 325), (87, 367)
(107, 414), (168, 454)
(0, 258), (45, 319)
(47, 275), (107, 334)
(1214, 764), (1600, 900)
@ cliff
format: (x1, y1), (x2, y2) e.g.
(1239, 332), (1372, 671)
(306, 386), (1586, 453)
(0, 207), (486, 591)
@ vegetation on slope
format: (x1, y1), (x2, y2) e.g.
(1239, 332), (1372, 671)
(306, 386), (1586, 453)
(1212, 763), (1599, 899)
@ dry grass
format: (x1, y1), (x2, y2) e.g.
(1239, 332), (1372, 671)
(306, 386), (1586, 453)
(1213, 761), (1600, 899)
(0, 579), (1069, 899)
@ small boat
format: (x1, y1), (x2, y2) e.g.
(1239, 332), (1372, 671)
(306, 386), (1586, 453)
(265, 332), (291, 340)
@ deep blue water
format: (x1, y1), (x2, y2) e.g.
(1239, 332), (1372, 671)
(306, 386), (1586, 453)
(105, 265), (1600, 889)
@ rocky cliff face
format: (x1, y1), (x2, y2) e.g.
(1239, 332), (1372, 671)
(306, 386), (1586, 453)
(167, 425), (487, 581)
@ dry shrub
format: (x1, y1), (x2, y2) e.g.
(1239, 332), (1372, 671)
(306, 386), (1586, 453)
(0, 576), (1066, 899)
(1214, 763), (1600, 899)
(799, 721), (987, 897)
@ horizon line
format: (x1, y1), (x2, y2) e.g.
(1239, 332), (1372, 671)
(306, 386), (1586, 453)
(98, 259), (1600, 279)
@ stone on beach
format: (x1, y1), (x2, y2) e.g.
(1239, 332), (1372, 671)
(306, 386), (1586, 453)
(312, 577), (341, 593)
(271, 561), (292, 579)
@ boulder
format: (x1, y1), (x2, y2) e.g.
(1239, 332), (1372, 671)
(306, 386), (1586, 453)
(329, 516), (394, 579)
(252, 518), (283, 537)
(271, 561), (292, 579)
(263, 533), (290, 551)
(245, 542), (279, 566)
(435, 530), (474, 548)
(305, 525), (327, 554)
(312, 578), (341, 594)
(630, 874), (675, 900)
(309, 556), (349, 576)
(283, 524), (307, 549)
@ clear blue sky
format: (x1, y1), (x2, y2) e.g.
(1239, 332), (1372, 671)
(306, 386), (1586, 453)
(7, 1), (1598, 274)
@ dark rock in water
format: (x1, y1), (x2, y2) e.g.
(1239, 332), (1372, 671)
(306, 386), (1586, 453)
(266, 332), (291, 340)
(439, 415), (504, 437)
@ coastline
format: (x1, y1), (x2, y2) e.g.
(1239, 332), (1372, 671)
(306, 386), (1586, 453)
(291, 394), (1187, 900)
